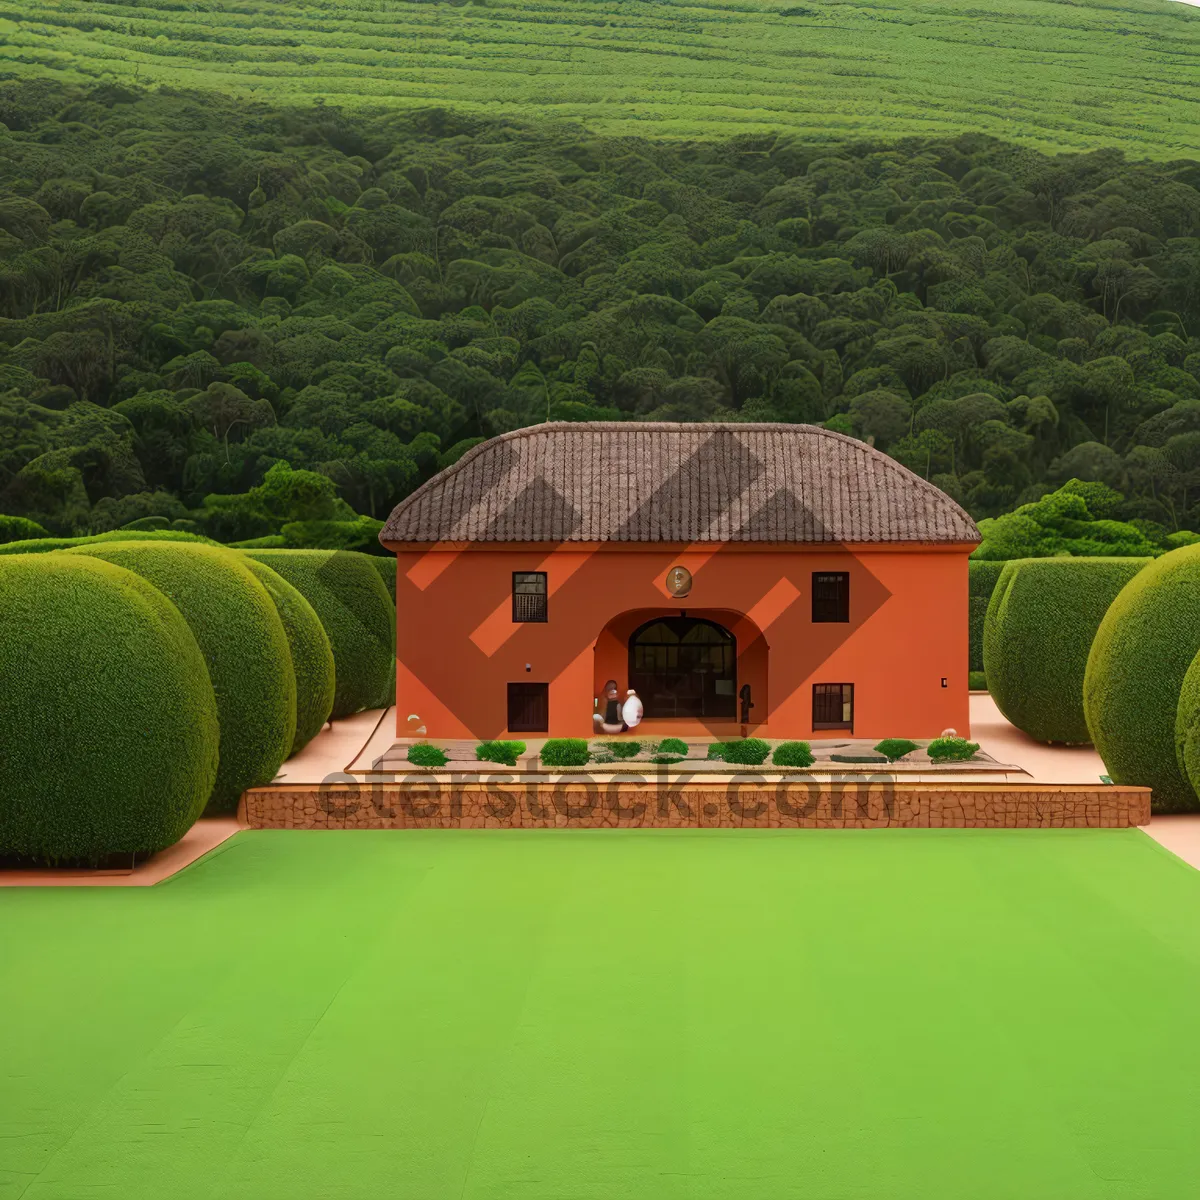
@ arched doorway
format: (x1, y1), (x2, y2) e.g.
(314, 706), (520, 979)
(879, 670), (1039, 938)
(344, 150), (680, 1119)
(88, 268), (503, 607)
(628, 616), (737, 719)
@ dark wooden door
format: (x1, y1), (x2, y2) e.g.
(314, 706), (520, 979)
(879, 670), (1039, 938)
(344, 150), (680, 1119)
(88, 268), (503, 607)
(628, 617), (736, 719)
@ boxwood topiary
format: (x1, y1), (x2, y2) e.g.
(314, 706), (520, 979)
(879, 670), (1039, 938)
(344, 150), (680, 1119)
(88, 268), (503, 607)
(984, 557), (1150, 744)
(0, 554), (220, 861)
(1085, 544), (1200, 811)
(716, 737), (770, 765)
(476, 740), (526, 767)
(874, 738), (917, 762)
(408, 743), (449, 768)
(969, 560), (1005, 676)
(654, 738), (689, 756)
(246, 549), (394, 719)
(242, 556), (336, 755)
(602, 741), (642, 759)
(773, 741), (815, 766)
(540, 739), (591, 767)
(927, 737), (980, 763)
(1175, 654), (1200, 806)
(369, 554), (396, 602)
(70, 541), (295, 813)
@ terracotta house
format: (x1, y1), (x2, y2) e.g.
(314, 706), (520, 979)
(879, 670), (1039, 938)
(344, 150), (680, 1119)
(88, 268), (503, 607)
(379, 422), (980, 742)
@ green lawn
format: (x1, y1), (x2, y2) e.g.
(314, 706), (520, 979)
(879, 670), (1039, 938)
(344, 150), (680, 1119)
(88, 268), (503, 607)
(4, 0), (1200, 155)
(4, 829), (1200, 1198)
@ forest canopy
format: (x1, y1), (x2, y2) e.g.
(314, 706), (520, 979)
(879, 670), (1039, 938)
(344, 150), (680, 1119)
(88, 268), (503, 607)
(2, 80), (1200, 551)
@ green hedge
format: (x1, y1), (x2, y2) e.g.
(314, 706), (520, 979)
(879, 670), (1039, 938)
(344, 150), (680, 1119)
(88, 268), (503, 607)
(1084, 545), (1200, 811)
(984, 557), (1150, 744)
(0, 554), (219, 861)
(370, 554), (396, 603)
(540, 739), (590, 767)
(0, 529), (217, 555)
(71, 542), (295, 813)
(968, 560), (1005, 676)
(242, 556), (336, 756)
(0, 515), (50, 543)
(245, 549), (394, 719)
(1174, 654), (1200, 806)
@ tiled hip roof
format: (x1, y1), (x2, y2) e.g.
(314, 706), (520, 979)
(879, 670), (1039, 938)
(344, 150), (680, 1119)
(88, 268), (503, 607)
(380, 422), (980, 546)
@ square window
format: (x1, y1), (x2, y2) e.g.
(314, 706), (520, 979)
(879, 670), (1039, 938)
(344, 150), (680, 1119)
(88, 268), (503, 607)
(512, 571), (547, 622)
(813, 682), (853, 730)
(507, 682), (549, 732)
(812, 572), (849, 622)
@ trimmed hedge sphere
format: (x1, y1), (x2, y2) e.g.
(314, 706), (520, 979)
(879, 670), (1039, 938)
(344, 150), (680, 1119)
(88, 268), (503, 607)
(1175, 653), (1200, 806)
(968, 560), (1004, 676)
(245, 549), (394, 718)
(69, 541), (296, 813)
(984, 557), (1150, 744)
(369, 554), (396, 602)
(1084, 544), (1200, 811)
(242, 556), (336, 755)
(0, 554), (219, 861)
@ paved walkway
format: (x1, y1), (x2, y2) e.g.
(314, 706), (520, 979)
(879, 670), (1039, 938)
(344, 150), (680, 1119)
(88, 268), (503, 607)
(968, 694), (1108, 784)
(0, 817), (241, 888)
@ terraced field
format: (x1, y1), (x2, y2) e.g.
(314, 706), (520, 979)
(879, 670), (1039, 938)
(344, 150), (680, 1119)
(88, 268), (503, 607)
(3, 0), (1200, 155)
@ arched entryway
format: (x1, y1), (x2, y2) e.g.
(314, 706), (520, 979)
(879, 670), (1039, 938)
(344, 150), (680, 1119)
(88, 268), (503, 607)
(628, 616), (736, 719)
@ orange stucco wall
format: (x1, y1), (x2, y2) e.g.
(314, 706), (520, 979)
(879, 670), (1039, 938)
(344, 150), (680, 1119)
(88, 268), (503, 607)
(389, 542), (972, 741)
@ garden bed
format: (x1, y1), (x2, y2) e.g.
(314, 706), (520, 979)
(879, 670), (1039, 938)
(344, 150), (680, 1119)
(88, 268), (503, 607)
(360, 736), (1017, 776)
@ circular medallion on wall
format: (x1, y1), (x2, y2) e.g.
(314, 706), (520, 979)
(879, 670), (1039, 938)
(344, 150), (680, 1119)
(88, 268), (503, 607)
(666, 565), (693, 597)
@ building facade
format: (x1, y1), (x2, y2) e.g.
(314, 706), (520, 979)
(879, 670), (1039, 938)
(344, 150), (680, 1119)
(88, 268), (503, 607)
(380, 422), (980, 741)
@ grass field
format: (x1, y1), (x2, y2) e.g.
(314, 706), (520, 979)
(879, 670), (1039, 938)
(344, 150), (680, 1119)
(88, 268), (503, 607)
(3, 0), (1200, 155)
(4, 829), (1200, 1198)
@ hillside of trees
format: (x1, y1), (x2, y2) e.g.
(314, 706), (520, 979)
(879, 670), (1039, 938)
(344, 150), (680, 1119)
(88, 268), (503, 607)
(3, 80), (1200, 549)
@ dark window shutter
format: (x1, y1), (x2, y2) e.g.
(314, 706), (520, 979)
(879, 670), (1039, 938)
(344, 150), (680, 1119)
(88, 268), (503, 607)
(512, 572), (548, 622)
(812, 683), (854, 729)
(508, 682), (549, 732)
(812, 572), (849, 622)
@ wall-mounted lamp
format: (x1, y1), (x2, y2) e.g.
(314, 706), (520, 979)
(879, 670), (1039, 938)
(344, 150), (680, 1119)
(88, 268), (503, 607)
(525, 663), (532, 673)
(940, 677), (948, 688)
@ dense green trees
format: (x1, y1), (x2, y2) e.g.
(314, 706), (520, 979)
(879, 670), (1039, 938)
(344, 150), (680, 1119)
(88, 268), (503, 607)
(2, 84), (1200, 545)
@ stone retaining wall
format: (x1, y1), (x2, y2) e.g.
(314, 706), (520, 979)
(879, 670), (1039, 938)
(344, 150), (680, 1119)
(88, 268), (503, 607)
(243, 777), (1150, 830)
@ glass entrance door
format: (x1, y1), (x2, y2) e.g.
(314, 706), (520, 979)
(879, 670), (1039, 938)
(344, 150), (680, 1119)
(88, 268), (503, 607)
(628, 617), (737, 719)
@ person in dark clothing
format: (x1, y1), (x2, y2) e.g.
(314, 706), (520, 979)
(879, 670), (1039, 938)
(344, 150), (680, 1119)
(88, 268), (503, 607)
(593, 678), (627, 734)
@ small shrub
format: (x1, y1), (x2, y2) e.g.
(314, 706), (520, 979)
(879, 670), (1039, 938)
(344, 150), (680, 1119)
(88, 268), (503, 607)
(407, 743), (449, 768)
(772, 741), (815, 766)
(707, 743), (726, 760)
(654, 737), (688, 756)
(540, 738), (591, 767)
(927, 737), (980, 763)
(874, 738), (917, 762)
(649, 754), (685, 765)
(476, 740), (526, 767)
(716, 737), (770, 765)
(602, 741), (642, 759)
